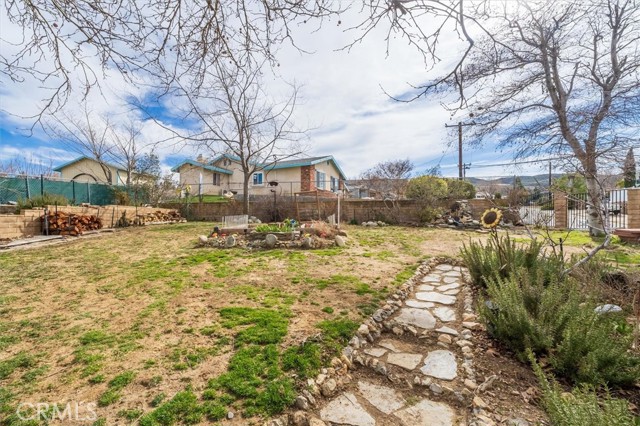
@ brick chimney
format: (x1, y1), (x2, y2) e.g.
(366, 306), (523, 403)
(300, 165), (316, 191)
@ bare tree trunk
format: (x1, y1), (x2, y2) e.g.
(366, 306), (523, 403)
(243, 175), (250, 215)
(585, 174), (605, 237)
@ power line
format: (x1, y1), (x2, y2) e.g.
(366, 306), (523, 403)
(469, 155), (575, 169)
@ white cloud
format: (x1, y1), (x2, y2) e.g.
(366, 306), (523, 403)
(0, 5), (546, 179)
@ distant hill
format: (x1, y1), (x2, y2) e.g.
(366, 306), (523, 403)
(466, 174), (563, 189)
(466, 173), (622, 190)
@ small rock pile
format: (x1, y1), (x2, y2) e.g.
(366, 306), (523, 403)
(361, 221), (388, 227)
(196, 230), (348, 250)
(434, 201), (481, 229)
(248, 216), (263, 224)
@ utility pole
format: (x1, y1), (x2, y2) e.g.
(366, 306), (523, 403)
(445, 121), (476, 180)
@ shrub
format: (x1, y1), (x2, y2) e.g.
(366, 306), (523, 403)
(531, 353), (636, 426)
(406, 175), (448, 202)
(480, 270), (579, 357)
(551, 309), (640, 387)
(16, 193), (69, 211)
(445, 178), (476, 199)
(481, 270), (640, 386)
(417, 206), (443, 223)
(461, 233), (563, 287)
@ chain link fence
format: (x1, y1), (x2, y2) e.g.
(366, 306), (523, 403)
(0, 175), (148, 206)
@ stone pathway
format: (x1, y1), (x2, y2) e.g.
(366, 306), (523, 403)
(295, 261), (487, 426)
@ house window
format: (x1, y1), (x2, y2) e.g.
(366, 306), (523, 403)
(316, 171), (326, 190)
(252, 172), (264, 185)
(330, 176), (338, 191)
(213, 173), (221, 186)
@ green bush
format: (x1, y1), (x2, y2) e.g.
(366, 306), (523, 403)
(406, 175), (448, 201)
(461, 233), (563, 287)
(445, 178), (476, 199)
(480, 270), (579, 357)
(481, 270), (640, 387)
(417, 207), (443, 223)
(551, 309), (640, 387)
(16, 193), (69, 211)
(531, 353), (637, 426)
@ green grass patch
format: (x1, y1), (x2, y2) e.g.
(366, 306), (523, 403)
(316, 319), (360, 354)
(97, 371), (136, 406)
(219, 307), (289, 345)
(139, 389), (205, 426)
(0, 352), (37, 380)
(168, 347), (219, 370)
(282, 343), (322, 380)
(208, 345), (295, 417)
(391, 263), (419, 286)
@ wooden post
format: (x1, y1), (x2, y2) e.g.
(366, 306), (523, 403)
(553, 191), (568, 229)
(316, 191), (320, 220)
(337, 193), (341, 228)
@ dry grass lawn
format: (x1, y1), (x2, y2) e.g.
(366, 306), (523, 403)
(1, 223), (636, 425)
(0, 223), (486, 425)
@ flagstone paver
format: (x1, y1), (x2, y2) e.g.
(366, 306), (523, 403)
(415, 292), (456, 305)
(421, 350), (458, 380)
(438, 283), (460, 292)
(394, 399), (456, 426)
(357, 382), (405, 414)
(433, 306), (456, 322)
(363, 347), (388, 357)
(319, 393), (376, 426)
(395, 307), (436, 329)
(404, 300), (435, 309)
(386, 352), (423, 370)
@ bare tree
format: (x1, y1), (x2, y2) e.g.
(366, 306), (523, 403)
(1, 1), (342, 124)
(45, 106), (116, 184)
(354, 0), (640, 236)
(111, 120), (144, 186)
(0, 155), (55, 177)
(148, 61), (305, 214)
(359, 159), (414, 199)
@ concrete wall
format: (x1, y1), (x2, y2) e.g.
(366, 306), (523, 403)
(164, 198), (482, 224)
(0, 205), (180, 240)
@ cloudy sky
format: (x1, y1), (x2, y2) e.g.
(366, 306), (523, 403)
(0, 5), (552, 180)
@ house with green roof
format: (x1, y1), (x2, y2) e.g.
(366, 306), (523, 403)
(54, 156), (132, 184)
(171, 154), (347, 197)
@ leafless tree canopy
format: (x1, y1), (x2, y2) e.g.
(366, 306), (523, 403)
(0, 155), (55, 176)
(355, 0), (640, 235)
(2, 0), (342, 121)
(359, 159), (414, 198)
(148, 61), (305, 214)
(44, 105), (150, 185)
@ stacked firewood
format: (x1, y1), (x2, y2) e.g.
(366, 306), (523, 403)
(134, 210), (185, 225)
(41, 212), (103, 236)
